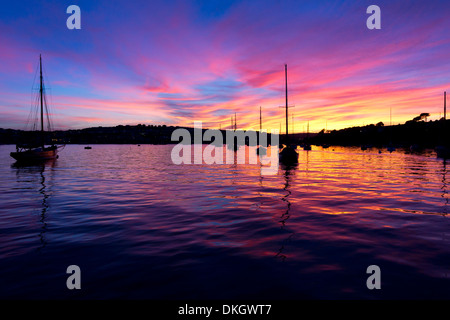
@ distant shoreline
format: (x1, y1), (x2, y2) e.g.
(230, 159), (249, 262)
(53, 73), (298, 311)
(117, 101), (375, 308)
(0, 119), (448, 147)
(310, 119), (449, 148)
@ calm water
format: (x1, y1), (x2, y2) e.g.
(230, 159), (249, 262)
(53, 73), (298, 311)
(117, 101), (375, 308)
(0, 144), (449, 299)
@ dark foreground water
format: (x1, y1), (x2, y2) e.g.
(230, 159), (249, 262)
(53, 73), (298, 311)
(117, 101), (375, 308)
(0, 144), (449, 299)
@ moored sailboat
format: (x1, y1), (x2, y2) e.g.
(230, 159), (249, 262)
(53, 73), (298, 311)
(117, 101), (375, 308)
(279, 64), (299, 164)
(303, 121), (311, 151)
(10, 55), (64, 162)
(387, 106), (396, 153)
(256, 106), (267, 156)
(436, 91), (450, 158)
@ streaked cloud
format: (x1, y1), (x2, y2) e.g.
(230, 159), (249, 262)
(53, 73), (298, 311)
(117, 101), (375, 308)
(1, 0), (449, 132)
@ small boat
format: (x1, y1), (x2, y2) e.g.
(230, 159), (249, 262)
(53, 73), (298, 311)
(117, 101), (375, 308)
(84, 146), (92, 149)
(227, 113), (240, 151)
(386, 107), (395, 153)
(11, 145), (59, 161)
(279, 145), (299, 163)
(278, 64), (298, 164)
(256, 106), (267, 156)
(435, 92), (448, 158)
(226, 113), (241, 151)
(436, 145), (450, 159)
(303, 121), (311, 150)
(409, 144), (422, 152)
(10, 55), (64, 162)
(387, 143), (395, 153)
(256, 145), (267, 155)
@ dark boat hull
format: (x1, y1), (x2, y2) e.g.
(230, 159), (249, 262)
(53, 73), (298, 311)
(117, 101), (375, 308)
(279, 146), (299, 164)
(256, 146), (267, 156)
(10, 148), (58, 162)
(436, 145), (450, 159)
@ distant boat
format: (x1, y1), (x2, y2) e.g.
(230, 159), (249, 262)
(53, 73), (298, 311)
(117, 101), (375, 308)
(84, 146), (92, 149)
(303, 121), (311, 151)
(436, 145), (450, 159)
(435, 91), (449, 158)
(387, 106), (395, 153)
(256, 145), (266, 155)
(409, 144), (422, 152)
(227, 113), (239, 151)
(387, 143), (395, 153)
(256, 106), (267, 156)
(10, 55), (64, 162)
(279, 64), (299, 164)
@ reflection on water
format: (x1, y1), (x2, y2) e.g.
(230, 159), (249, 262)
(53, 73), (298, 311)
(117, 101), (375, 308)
(10, 160), (56, 253)
(275, 164), (296, 262)
(441, 159), (448, 216)
(0, 144), (449, 299)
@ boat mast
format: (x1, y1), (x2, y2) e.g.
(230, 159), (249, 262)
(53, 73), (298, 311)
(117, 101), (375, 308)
(444, 91), (447, 120)
(285, 64), (288, 143)
(307, 121), (309, 137)
(234, 112), (237, 131)
(40, 54), (44, 147)
(260, 106), (262, 131)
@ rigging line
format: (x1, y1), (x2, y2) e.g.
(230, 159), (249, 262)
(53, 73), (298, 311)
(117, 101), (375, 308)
(44, 92), (53, 132)
(40, 62), (52, 133)
(28, 61), (42, 132)
(27, 63), (39, 130)
(29, 93), (40, 131)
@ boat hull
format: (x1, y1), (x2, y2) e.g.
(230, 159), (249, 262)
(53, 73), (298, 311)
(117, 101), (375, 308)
(436, 145), (450, 159)
(256, 146), (267, 156)
(10, 148), (58, 162)
(279, 146), (299, 164)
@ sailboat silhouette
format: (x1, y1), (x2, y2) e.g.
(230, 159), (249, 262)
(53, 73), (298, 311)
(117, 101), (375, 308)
(10, 55), (64, 162)
(256, 106), (267, 156)
(279, 64), (299, 164)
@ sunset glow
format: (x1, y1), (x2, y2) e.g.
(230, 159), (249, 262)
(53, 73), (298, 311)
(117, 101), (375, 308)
(1, 0), (449, 132)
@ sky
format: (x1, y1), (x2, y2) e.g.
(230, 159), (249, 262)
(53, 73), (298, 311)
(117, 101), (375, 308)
(1, 0), (450, 132)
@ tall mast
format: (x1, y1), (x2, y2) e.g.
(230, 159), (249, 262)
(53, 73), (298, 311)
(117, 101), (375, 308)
(259, 106), (262, 131)
(285, 64), (288, 141)
(445, 91), (447, 120)
(234, 112), (237, 131)
(40, 54), (44, 146)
